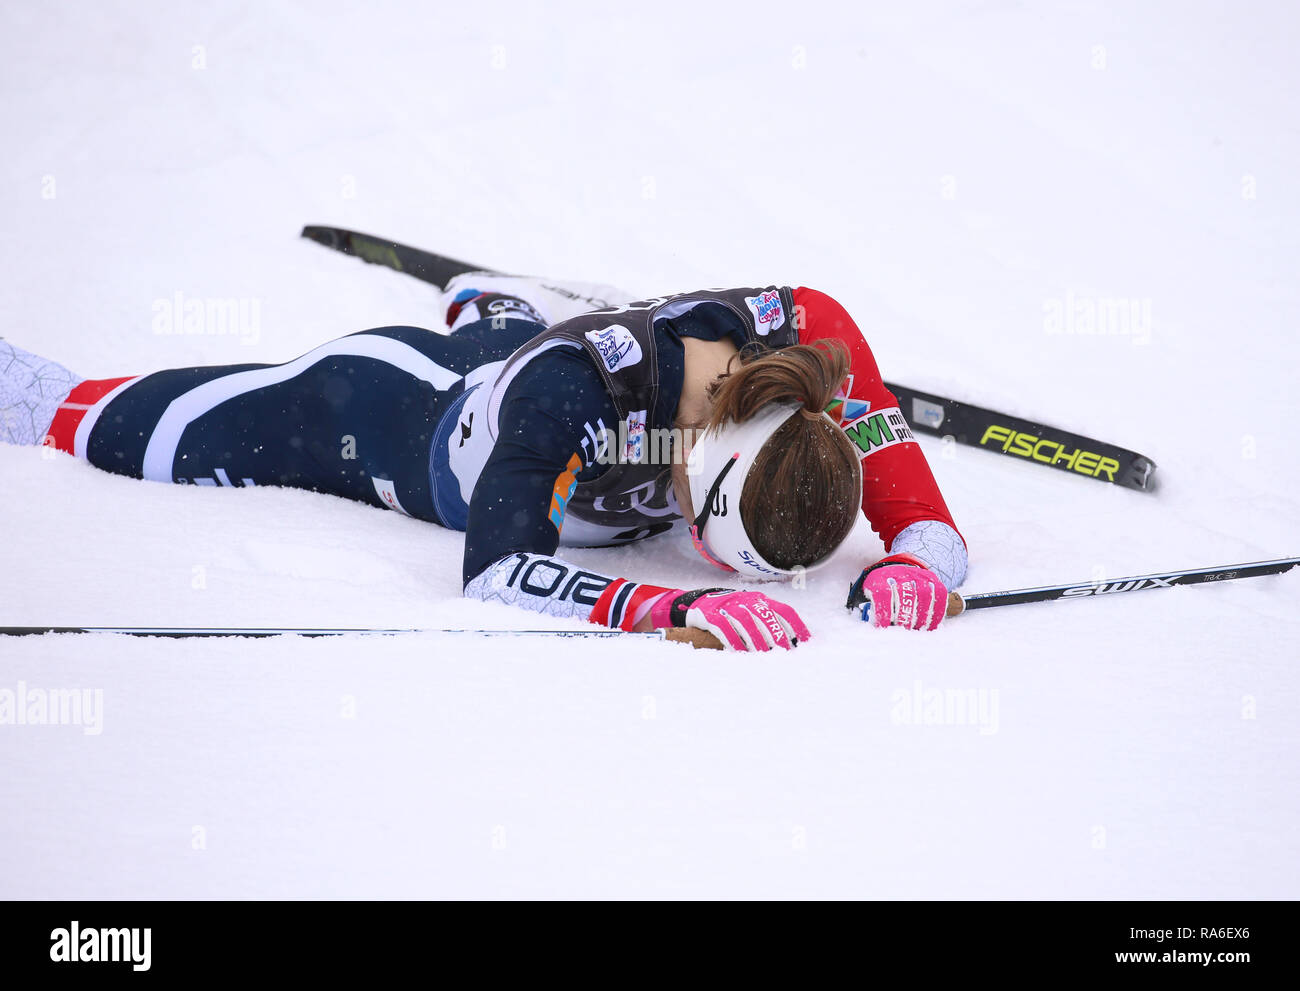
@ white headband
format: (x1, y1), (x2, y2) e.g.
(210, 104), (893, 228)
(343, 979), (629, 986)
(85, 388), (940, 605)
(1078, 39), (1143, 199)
(687, 402), (849, 579)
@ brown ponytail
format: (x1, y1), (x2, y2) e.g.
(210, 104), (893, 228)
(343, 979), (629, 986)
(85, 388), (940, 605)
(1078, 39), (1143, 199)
(705, 341), (861, 570)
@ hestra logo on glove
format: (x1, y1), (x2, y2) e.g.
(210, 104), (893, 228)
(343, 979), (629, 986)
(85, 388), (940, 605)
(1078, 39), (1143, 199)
(750, 598), (789, 646)
(891, 577), (920, 627)
(667, 587), (810, 650)
(585, 325), (643, 373)
(853, 561), (946, 631)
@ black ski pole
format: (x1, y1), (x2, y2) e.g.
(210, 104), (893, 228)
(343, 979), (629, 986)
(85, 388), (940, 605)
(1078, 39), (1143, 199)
(0, 626), (726, 648)
(944, 557), (1299, 616)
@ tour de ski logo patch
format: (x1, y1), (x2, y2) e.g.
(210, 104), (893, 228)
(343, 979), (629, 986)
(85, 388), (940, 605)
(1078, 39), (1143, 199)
(585, 325), (643, 373)
(744, 290), (786, 336)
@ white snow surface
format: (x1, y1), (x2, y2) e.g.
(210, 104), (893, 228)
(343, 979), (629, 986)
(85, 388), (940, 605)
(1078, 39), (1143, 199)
(2, 0), (1298, 899)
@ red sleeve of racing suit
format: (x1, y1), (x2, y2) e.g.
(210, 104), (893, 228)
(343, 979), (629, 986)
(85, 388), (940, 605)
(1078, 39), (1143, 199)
(791, 287), (965, 552)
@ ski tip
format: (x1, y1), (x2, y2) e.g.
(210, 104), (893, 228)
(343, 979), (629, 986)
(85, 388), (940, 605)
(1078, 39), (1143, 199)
(1122, 456), (1159, 492)
(301, 225), (343, 249)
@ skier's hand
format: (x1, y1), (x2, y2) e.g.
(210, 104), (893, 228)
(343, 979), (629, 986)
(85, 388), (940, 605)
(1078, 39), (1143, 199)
(650, 588), (810, 651)
(847, 555), (948, 631)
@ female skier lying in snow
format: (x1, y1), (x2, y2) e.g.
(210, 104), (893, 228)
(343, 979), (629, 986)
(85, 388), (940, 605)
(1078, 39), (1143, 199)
(0, 276), (966, 650)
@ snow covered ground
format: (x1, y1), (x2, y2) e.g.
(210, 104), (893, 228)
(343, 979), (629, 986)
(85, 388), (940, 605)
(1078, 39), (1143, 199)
(2, 0), (1298, 898)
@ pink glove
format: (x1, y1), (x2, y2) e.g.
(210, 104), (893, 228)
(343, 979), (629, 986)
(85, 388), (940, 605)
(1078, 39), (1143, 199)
(649, 587), (811, 651)
(848, 555), (948, 631)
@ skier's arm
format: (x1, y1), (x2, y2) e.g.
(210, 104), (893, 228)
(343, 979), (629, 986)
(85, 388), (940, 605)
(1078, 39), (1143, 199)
(461, 351), (808, 648)
(458, 352), (666, 629)
(793, 287), (967, 588)
(460, 349), (625, 614)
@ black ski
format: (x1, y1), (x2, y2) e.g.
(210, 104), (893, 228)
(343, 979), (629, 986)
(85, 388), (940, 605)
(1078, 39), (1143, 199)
(301, 225), (485, 287)
(301, 224), (1158, 490)
(886, 382), (1157, 491)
